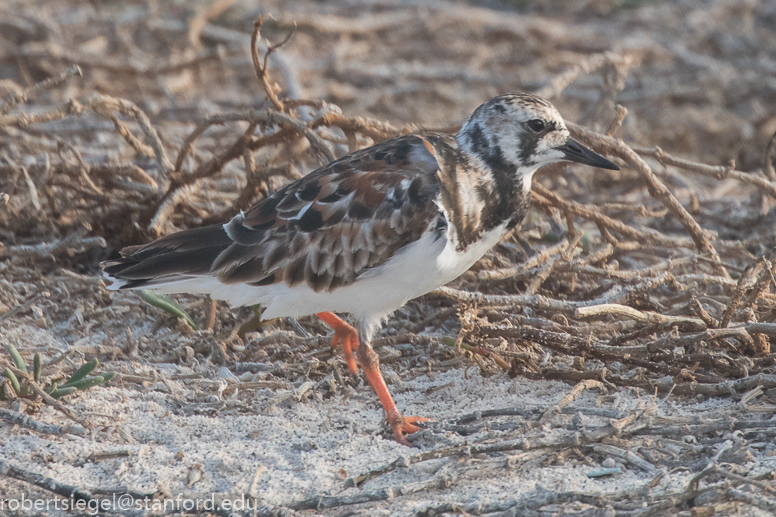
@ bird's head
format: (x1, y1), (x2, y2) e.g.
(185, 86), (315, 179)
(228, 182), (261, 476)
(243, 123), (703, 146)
(458, 93), (619, 189)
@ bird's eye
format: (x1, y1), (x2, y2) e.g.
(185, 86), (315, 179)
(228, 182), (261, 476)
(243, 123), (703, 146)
(526, 119), (546, 132)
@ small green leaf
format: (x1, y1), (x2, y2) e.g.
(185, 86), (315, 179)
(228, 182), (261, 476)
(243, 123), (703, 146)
(33, 353), (42, 383)
(139, 291), (198, 330)
(45, 382), (58, 395)
(7, 344), (28, 375)
(587, 468), (622, 478)
(64, 376), (105, 391)
(441, 336), (473, 352)
(101, 372), (116, 383)
(3, 368), (21, 395)
(51, 387), (78, 399)
(63, 359), (99, 386)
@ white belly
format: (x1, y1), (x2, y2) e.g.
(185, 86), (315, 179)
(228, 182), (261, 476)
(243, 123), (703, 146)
(149, 223), (509, 323)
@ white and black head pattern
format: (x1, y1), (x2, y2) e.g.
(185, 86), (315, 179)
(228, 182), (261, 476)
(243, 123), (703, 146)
(459, 93), (571, 185)
(432, 93), (568, 248)
(434, 93), (618, 249)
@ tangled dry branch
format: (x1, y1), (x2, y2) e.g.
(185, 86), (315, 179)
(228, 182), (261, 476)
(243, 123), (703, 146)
(2, 14), (775, 384)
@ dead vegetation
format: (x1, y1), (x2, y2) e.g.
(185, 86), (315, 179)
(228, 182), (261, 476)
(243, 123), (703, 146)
(2, 0), (776, 515)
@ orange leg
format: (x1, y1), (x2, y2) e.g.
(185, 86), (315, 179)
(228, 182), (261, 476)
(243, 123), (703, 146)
(316, 312), (429, 445)
(356, 339), (430, 446)
(316, 312), (359, 376)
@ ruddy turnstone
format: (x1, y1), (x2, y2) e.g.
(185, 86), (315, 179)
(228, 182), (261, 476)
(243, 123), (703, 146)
(103, 93), (618, 446)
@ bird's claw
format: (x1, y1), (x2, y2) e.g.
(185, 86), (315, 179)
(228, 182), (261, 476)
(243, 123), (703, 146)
(389, 413), (431, 446)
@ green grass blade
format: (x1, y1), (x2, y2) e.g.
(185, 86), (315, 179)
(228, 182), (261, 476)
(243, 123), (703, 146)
(3, 368), (21, 395)
(51, 386), (78, 398)
(63, 359), (98, 386)
(33, 353), (42, 383)
(7, 344), (28, 374)
(442, 336), (474, 352)
(64, 376), (105, 391)
(139, 291), (198, 330)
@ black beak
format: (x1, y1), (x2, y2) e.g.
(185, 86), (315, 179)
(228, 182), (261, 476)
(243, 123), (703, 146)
(555, 137), (619, 170)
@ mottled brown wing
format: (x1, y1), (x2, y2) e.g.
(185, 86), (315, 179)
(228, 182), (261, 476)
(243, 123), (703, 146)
(211, 134), (447, 292)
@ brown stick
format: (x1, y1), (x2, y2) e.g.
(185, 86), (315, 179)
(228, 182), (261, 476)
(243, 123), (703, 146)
(575, 303), (706, 329)
(568, 122), (728, 278)
(765, 130), (776, 182)
(536, 52), (634, 100)
(532, 183), (693, 248)
(539, 379), (604, 424)
(633, 145), (776, 200)
(0, 66), (82, 114)
(605, 104), (628, 137)
(251, 16), (297, 112)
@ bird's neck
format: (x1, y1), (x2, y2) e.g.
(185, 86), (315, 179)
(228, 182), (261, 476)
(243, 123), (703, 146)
(432, 129), (533, 250)
(459, 124), (533, 223)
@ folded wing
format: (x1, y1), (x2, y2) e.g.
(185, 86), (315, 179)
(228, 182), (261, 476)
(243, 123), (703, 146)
(103, 134), (446, 296)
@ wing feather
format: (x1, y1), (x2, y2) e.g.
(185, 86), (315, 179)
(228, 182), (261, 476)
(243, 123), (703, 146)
(104, 134), (449, 295)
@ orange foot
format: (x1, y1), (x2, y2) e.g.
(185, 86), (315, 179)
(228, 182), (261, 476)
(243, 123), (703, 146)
(316, 312), (359, 375)
(388, 412), (431, 446)
(318, 313), (432, 447)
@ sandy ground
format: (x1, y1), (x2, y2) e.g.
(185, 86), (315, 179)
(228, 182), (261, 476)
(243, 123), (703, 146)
(3, 316), (774, 516)
(2, 298), (776, 516)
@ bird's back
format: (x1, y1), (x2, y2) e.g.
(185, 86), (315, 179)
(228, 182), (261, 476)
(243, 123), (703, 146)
(103, 133), (455, 318)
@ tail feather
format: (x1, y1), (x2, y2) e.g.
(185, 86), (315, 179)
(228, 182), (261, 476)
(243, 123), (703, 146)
(102, 225), (232, 291)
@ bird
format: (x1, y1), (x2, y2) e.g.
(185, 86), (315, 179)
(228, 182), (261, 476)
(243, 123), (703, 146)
(102, 92), (619, 446)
